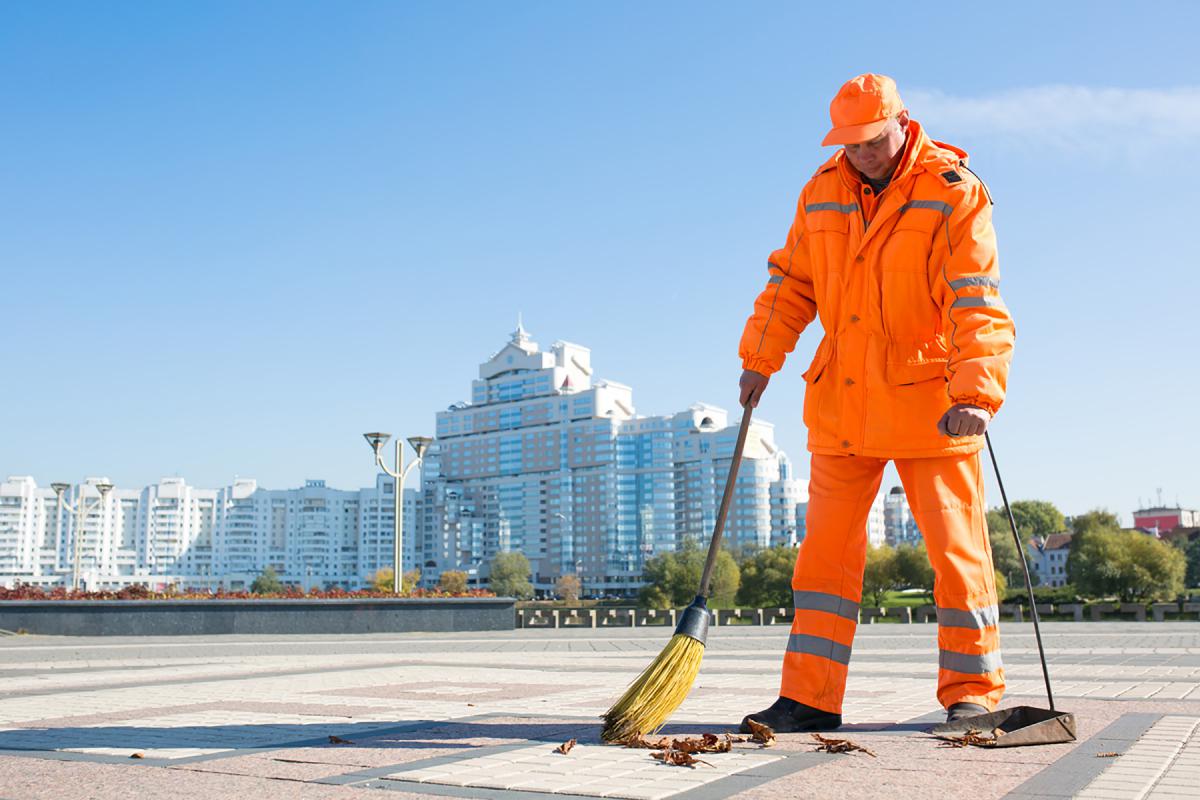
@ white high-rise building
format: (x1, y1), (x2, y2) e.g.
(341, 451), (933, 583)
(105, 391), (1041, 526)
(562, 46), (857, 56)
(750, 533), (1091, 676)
(418, 325), (802, 595)
(0, 475), (421, 592)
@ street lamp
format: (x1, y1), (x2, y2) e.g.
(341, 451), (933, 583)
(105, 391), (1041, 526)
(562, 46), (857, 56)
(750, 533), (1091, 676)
(363, 432), (432, 595)
(51, 481), (113, 591)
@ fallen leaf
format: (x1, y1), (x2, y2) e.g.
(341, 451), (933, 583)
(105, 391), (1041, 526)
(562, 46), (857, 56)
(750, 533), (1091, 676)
(937, 729), (997, 748)
(810, 733), (876, 757)
(620, 734), (672, 750)
(1096, 751), (1119, 758)
(554, 738), (576, 755)
(328, 735), (354, 745)
(129, 753), (144, 759)
(651, 748), (712, 768)
(745, 718), (776, 747)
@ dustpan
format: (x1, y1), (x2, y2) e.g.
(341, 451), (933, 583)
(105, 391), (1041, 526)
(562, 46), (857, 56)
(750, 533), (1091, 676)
(932, 705), (1077, 747)
(931, 433), (1077, 748)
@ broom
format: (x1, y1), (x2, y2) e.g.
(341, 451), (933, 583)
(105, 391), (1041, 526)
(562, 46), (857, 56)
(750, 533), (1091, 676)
(601, 406), (755, 742)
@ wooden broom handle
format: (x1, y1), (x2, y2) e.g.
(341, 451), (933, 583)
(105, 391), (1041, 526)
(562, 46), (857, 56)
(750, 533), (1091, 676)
(699, 406), (754, 597)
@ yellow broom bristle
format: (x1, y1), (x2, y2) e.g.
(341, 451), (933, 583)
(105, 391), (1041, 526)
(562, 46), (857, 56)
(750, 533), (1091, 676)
(600, 633), (705, 742)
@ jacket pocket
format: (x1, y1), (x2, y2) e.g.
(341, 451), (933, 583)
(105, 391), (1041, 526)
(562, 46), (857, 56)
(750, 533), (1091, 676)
(885, 336), (949, 386)
(801, 338), (833, 383)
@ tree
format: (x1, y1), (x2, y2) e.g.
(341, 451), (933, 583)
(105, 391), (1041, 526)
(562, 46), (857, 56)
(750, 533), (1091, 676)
(368, 567), (421, 593)
(638, 541), (740, 608)
(438, 570), (468, 594)
(1069, 509), (1122, 536)
(1009, 500), (1067, 540)
(736, 546), (796, 608)
(489, 551), (534, 599)
(1068, 528), (1185, 602)
(985, 508), (1025, 586)
(555, 573), (581, 604)
(862, 544), (899, 607)
(1184, 538), (1200, 590)
(993, 569), (1008, 602)
(250, 566), (283, 595)
(894, 543), (934, 595)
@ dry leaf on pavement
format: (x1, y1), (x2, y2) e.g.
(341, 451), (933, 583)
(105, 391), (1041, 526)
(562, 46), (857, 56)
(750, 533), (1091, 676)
(620, 734), (672, 750)
(811, 733), (876, 757)
(554, 738), (576, 755)
(652, 749), (712, 768)
(937, 730), (997, 748)
(745, 718), (776, 747)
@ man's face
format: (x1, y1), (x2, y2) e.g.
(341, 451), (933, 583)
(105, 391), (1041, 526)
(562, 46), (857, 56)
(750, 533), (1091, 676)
(844, 113), (908, 180)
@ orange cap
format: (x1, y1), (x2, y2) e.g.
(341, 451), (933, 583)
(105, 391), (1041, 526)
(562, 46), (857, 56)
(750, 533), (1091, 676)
(822, 74), (905, 146)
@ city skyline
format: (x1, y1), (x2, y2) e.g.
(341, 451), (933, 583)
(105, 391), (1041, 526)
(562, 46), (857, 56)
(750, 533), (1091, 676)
(4, 3), (1198, 525)
(4, 317), (1190, 529)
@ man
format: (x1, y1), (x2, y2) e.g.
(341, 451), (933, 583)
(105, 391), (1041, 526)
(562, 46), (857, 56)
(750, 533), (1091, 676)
(737, 74), (1015, 732)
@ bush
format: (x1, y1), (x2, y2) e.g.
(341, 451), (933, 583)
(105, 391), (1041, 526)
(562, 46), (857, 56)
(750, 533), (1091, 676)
(0, 584), (494, 601)
(554, 573), (581, 603)
(368, 567), (421, 593)
(438, 570), (468, 594)
(1003, 583), (1081, 605)
(489, 551), (534, 599)
(250, 567), (284, 595)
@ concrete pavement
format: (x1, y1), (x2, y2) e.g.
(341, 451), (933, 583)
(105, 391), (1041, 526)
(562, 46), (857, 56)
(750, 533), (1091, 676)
(0, 622), (1197, 799)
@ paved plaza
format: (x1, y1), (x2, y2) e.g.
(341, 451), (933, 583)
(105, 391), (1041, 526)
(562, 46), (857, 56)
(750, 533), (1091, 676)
(0, 621), (1198, 799)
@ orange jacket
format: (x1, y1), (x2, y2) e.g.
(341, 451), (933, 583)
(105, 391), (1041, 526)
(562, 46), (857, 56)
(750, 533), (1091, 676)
(739, 120), (1015, 458)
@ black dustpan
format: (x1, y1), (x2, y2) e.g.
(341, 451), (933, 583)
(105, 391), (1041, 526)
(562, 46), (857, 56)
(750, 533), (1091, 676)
(932, 433), (1077, 748)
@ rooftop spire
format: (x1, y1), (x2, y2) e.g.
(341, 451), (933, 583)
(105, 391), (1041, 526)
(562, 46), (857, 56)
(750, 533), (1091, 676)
(511, 313), (531, 347)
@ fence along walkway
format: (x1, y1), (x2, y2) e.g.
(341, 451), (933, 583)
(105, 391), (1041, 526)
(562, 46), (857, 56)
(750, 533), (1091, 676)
(515, 601), (1200, 629)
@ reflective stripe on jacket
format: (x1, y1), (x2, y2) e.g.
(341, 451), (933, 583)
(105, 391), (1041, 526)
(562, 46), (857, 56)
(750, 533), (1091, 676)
(738, 120), (1015, 458)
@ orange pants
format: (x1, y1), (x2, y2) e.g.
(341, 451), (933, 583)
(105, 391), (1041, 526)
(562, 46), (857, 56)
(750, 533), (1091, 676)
(781, 451), (1005, 714)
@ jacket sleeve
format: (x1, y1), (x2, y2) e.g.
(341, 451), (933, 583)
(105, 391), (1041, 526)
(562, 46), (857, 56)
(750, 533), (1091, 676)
(738, 193), (819, 376)
(933, 181), (1015, 415)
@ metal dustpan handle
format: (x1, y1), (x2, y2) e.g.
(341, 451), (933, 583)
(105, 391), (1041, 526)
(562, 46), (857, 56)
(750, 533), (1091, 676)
(986, 431), (1056, 711)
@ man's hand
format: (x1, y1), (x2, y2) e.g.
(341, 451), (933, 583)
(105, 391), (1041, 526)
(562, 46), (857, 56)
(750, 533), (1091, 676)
(937, 404), (991, 437)
(739, 369), (770, 408)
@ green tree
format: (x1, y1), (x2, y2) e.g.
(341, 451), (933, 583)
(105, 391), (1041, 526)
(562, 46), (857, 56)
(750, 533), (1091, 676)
(1184, 538), (1200, 589)
(894, 542), (934, 595)
(986, 508), (1025, 586)
(555, 573), (581, 603)
(489, 551), (534, 599)
(1010, 500), (1067, 539)
(1069, 509), (1122, 536)
(438, 570), (469, 594)
(736, 546), (796, 608)
(250, 566), (283, 595)
(862, 544), (899, 607)
(1068, 529), (1185, 602)
(638, 541), (740, 608)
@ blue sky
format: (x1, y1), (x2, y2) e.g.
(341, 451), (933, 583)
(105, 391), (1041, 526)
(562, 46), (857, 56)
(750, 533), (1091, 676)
(3, 1), (1198, 522)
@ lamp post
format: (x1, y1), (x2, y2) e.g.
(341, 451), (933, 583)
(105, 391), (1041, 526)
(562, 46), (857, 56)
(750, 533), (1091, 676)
(363, 432), (432, 595)
(51, 481), (113, 591)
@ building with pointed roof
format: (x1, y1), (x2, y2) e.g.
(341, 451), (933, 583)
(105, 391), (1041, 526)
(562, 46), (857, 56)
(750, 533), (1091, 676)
(419, 325), (805, 595)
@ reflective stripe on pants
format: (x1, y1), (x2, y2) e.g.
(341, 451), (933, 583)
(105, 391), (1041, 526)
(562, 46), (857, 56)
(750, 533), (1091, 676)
(780, 451), (1005, 714)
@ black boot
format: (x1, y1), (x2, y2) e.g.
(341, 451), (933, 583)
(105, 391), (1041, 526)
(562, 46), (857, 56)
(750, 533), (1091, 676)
(739, 696), (841, 734)
(946, 702), (990, 723)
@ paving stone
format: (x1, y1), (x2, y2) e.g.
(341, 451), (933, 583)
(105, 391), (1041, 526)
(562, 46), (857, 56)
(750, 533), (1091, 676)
(2, 624), (1200, 799)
